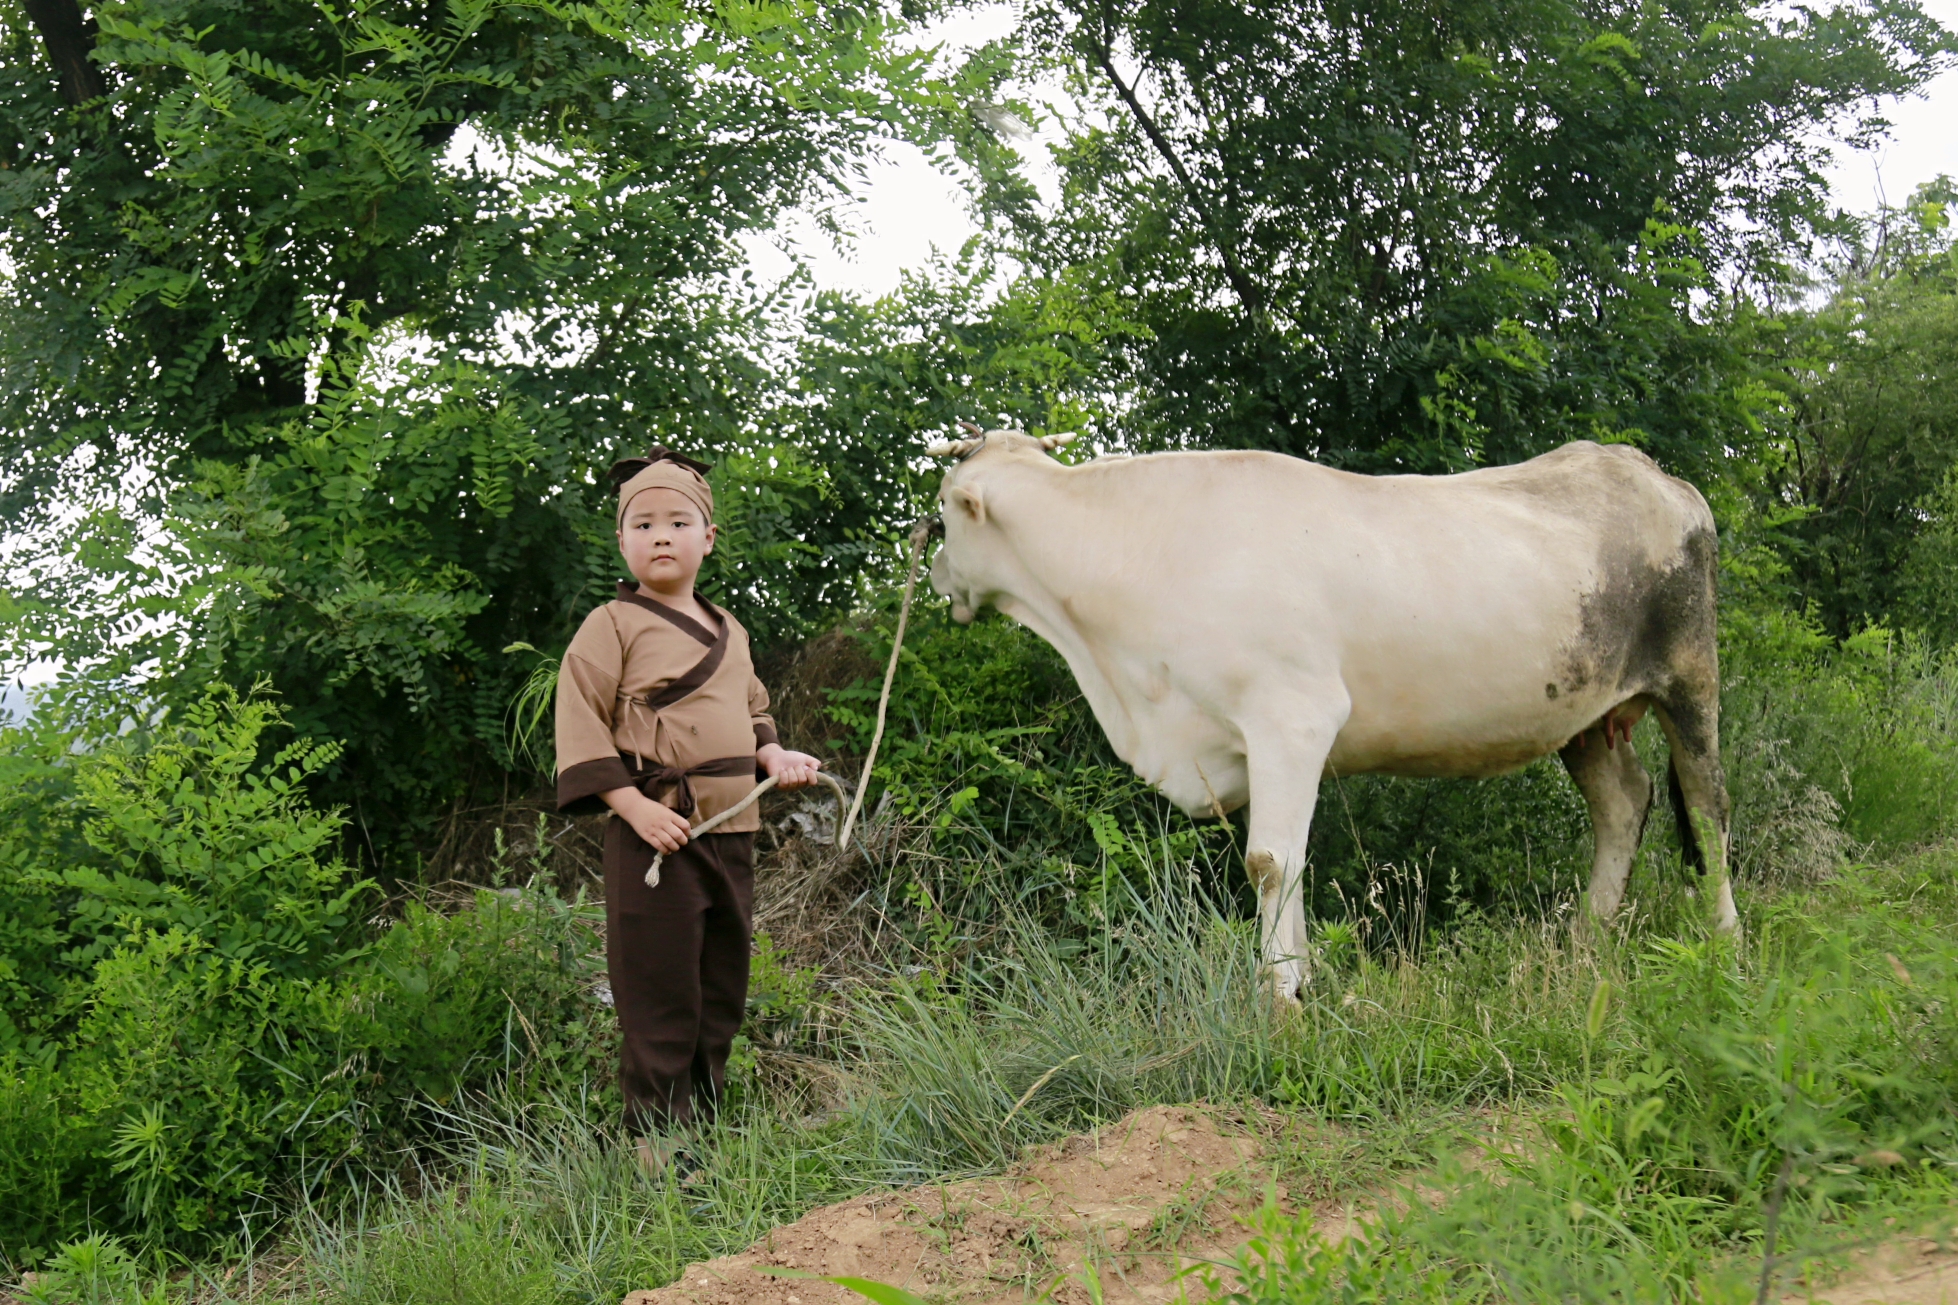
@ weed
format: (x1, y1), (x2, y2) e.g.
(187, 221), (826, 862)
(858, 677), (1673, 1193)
(1141, 1179), (1224, 1251)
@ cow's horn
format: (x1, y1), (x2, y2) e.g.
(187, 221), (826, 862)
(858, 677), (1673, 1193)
(957, 419), (984, 436)
(1039, 432), (1077, 451)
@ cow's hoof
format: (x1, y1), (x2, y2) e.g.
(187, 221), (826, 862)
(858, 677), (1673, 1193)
(1264, 962), (1307, 1009)
(1712, 879), (1741, 934)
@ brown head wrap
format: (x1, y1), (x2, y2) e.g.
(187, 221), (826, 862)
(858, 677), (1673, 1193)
(610, 447), (715, 528)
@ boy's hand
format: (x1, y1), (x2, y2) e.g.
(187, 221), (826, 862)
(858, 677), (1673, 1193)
(600, 787), (692, 853)
(758, 743), (823, 790)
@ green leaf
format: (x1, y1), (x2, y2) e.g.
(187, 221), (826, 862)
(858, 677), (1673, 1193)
(753, 1267), (933, 1305)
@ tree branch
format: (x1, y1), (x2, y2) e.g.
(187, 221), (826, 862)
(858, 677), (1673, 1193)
(1085, 34), (1265, 319)
(22, 0), (107, 105)
(586, 294), (645, 374)
(1085, 20), (1320, 453)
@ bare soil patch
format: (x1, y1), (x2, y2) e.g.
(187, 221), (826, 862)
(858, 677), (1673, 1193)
(625, 1105), (1312, 1305)
(1783, 1231), (1958, 1304)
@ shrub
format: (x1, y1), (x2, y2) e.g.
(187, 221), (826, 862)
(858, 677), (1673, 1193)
(0, 688), (610, 1260)
(350, 887), (610, 1111)
(1723, 624), (1958, 864)
(64, 694), (372, 981)
(58, 931), (363, 1241)
(0, 1058), (92, 1267)
(0, 733), (89, 1052)
(0, 685), (372, 1044)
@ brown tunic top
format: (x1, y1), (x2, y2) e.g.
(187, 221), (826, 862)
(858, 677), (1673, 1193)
(555, 583), (779, 831)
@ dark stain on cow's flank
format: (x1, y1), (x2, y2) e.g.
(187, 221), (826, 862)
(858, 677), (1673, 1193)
(1498, 444), (1715, 730)
(1564, 525), (1720, 755)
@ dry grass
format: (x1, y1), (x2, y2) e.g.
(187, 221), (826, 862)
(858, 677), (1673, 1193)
(753, 626), (883, 763)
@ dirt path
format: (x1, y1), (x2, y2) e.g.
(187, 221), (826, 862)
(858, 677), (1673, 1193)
(1782, 1234), (1958, 1304)
(625, 1105), (1322, 1305)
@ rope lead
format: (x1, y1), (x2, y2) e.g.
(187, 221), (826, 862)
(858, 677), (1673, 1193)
(837, 516), (935, 851)
(644, 515), (936, 887)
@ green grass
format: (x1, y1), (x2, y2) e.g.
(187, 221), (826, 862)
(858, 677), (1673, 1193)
(290, 1092), (868, 1305)
(15, 842), (1958, 1305)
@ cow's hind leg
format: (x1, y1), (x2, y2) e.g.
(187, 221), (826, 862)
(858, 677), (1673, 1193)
(1560, 728), (1653, 921)
(1652, 689), (1736, 932)
(1243, 712), (1343, 1003)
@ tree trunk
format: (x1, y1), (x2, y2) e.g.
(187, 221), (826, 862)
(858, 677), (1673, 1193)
(23, 0), (107, 105)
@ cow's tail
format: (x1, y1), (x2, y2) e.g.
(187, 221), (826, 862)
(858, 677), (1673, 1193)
(1668, 753), (1707, 876)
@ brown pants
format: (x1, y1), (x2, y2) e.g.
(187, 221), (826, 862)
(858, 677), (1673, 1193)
(604, 819), (755, 1133)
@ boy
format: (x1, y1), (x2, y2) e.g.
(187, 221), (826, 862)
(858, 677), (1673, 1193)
(554, 447), (822, 1166)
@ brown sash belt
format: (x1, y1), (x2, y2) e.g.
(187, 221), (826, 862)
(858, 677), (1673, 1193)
(630, 755), (762, 820)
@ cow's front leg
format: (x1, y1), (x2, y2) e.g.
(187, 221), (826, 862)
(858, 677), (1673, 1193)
(1242, 711), (1344, 1003)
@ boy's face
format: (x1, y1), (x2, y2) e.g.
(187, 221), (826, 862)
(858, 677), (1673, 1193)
(618, 488), (716, 591)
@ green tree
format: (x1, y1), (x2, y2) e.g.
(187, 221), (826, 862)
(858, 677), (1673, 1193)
(988, 0), (1953, 473)
(1769, 181), (1958, 636)
(0, 0), (967, 859)
(784, 245), (1148, 514)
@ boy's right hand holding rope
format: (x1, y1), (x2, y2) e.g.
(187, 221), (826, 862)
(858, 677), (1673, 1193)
(601, 786), (694, 852)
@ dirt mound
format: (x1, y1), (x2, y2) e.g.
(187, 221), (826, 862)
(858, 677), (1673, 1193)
(626, 1105), (1283, 1304)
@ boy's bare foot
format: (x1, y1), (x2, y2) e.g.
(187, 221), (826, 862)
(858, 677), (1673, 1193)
(635, 1135), (705, 1185)
(634, 1135), (673, 1179)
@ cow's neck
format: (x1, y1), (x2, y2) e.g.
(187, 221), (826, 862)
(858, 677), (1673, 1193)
(975, 464), (1149, 761)
(996, 590), (1143, 761)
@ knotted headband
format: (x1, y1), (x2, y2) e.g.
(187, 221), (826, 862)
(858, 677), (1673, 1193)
(610, 447), (715, 528)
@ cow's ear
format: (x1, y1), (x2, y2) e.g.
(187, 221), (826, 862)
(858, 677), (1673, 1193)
(950, 485), (985, 523)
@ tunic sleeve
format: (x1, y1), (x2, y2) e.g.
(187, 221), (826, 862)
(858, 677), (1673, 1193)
(556, 608), (632, 812)
(748, 670), (779, 749)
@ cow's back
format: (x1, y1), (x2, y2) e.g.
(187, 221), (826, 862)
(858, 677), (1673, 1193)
(1019, 441), (1713, 779)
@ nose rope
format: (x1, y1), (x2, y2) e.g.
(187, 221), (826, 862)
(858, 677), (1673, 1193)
(837, 515), (935, 852)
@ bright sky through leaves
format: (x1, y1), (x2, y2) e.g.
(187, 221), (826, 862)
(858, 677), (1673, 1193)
(761, 0), (1958, 302)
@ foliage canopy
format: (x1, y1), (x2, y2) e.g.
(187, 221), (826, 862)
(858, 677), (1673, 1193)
(1, 0), (977, 851)
(1, 0), (1954, 859)
(993, 0), (1952, 474)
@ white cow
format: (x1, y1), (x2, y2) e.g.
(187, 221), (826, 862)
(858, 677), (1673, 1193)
(926, 430), (1733, 998)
